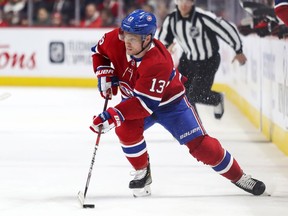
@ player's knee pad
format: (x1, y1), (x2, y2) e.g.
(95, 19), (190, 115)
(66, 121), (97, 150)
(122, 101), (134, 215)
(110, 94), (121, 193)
(186, 135), (224, 166)
(115, 119), (144, 144)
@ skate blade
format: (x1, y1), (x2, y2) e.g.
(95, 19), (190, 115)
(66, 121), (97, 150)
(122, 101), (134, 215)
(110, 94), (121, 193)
(132, 185), (151, 197)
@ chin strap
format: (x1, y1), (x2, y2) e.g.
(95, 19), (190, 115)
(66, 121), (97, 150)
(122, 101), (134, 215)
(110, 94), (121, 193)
(134, 35), (153, 56)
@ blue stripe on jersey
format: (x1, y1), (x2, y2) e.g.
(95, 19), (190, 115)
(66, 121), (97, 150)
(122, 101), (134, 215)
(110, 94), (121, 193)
(212, 150), (232, 172)
(169, 69), (176, 81)
(121, 140), (147, 155)
(134, 91), (160, 112)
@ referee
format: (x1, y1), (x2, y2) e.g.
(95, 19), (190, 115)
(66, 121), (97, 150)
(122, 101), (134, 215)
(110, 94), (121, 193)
(158, 0), (247, 119)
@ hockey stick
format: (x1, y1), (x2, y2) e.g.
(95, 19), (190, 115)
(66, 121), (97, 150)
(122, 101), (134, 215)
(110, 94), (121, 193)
(78, 93), (110, 209)
(0, 92), (11, 101)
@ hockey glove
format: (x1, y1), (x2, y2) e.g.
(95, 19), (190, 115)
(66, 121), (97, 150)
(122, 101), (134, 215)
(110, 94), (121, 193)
(96, 66), (119, 99)
(90, 107), (124, 134)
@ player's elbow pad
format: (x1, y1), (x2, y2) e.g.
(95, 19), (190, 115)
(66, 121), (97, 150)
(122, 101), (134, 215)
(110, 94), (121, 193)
(92, 53), (111, 73)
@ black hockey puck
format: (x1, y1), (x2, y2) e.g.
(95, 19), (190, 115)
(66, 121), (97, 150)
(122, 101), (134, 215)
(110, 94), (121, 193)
(83, 204), (95, 208)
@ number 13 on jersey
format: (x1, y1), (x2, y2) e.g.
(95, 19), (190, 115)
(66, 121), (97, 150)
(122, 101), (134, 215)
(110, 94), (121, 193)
(149, 78), (167, 93)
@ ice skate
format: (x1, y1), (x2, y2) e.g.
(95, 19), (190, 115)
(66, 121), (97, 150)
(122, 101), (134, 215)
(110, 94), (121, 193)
(214, 93), (224, 119)
(233, 173), (266, 195)
(129, 163), (152, 197)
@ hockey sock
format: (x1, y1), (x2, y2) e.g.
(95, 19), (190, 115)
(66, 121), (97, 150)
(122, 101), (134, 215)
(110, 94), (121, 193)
(121, 139), (148, 170)
(212, 150), (243, 182)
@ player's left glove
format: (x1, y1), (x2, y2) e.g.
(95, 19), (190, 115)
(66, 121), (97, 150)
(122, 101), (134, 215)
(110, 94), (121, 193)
(90, 107), (124, 134)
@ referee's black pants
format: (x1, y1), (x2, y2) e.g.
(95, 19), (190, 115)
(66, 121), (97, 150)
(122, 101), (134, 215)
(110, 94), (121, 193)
(178, 53), (222, 107)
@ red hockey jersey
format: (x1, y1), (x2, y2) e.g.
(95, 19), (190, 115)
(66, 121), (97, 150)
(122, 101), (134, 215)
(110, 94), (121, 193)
(93, 28), (186, 120)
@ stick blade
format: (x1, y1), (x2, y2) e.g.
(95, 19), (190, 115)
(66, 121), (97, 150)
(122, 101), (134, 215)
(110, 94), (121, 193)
(77, 191), (85, 205)
(77, 191), (95, 208)
(83, 204), (95, 208)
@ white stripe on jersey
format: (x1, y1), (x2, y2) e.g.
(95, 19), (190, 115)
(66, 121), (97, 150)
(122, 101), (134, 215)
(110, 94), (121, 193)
(136, 97), (153, 114)
(159, 90), (185, 106)
(275, 0), (288, 8)
(275, 2), (288, 8)
(134, 89), (161, 101)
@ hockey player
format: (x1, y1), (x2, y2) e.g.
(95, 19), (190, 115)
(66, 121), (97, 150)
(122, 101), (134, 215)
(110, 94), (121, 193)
(89, 9), (266, 197)
(274, 0), (288, 26)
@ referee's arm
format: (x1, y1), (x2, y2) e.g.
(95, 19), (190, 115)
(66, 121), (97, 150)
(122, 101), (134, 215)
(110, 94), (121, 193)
(202, 15), (243, 54)
(158, 15), (175, 48)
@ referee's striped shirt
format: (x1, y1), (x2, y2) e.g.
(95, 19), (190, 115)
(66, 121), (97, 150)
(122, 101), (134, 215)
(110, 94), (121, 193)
(158, 6), (243, 61)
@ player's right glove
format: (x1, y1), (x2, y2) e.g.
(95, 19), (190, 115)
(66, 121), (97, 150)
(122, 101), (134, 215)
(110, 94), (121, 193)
(96, 66), (119, 99)
(90, 107), (124, 134)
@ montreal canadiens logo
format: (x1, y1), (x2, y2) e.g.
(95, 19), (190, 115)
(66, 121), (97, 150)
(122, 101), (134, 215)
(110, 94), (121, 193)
(147, 15), (152, 22)
(119, 81), (134, 98)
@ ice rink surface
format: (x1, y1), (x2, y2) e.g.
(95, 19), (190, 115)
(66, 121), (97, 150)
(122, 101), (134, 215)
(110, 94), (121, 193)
(0, 87), (288, 216)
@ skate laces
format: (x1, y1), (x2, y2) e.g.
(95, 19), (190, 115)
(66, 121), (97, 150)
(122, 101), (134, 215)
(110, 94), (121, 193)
(235, 174), (256, 190)
(130, 167), (147, 180)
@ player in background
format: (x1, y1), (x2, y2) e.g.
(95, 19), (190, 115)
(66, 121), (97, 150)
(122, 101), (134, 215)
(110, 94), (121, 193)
(158, 0), (247, 119)
(89, 9), (266, 197)
(274, 0), (288, 26)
